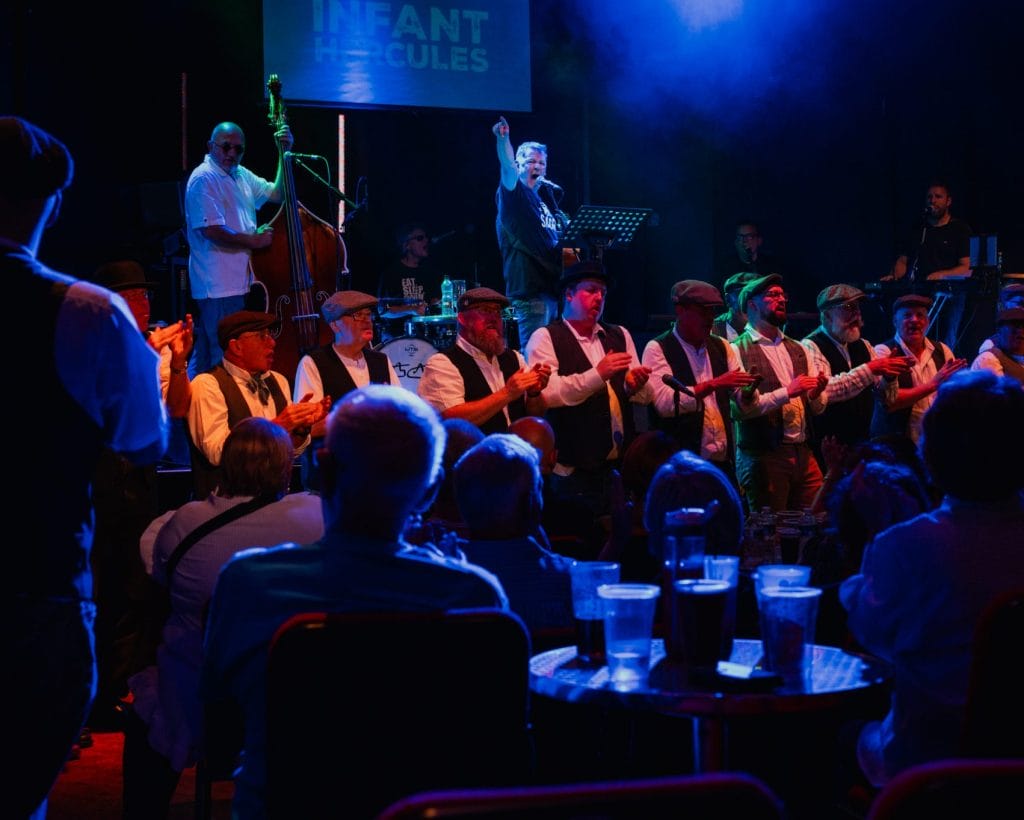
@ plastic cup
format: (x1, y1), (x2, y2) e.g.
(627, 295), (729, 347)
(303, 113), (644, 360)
(703, 554), (740, 660)
(669, 578), (731, 671)
(568, 561), (620, 664)
(754, 564), (812, 601)
(597, 583), (660, 691)
(757, 585), (822, 690)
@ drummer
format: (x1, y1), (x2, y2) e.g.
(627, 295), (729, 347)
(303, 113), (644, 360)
(418, 287), (551, 434)
(377, 222), (440, 341)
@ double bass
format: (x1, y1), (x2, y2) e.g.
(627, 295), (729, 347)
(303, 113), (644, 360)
(251, 74), (346, 383)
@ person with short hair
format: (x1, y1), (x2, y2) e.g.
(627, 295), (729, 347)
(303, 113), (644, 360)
(122, 418), (323, 819)
(492, 115), (566, 344)
(841, 370), (1024, 786)
(977, 282), (1024, 355)
(201, 386), (507, 819)
(1, 115), (168, 819)
(417, 286), (550, 433)
(870, 293), (967, 444)
(454, 434), (575, 635)
(731, 273), (829, 511)
(971, 307), (1024, 384)
(187, 310), (330, 498)
(643, 279), (757, 484)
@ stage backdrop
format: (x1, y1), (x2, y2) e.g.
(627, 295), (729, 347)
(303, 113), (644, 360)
(262, 0), (532, 111)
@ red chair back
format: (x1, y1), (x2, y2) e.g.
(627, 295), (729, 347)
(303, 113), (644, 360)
(866, 758), (1024, 819)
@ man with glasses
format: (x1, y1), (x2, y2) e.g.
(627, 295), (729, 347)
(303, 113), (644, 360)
(729, 221), (780, 278)
(418, 287), (549, 434)
(185, 121), (293, 376)
(187, 310), (329, 498)
(801, 284), (910, 455)
(732, 274), (829, 511)
(294, 290), (399, 488)
(376, 223), (439, 338)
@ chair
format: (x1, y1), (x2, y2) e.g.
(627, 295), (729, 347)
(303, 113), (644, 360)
(866, 758), (1024, 819)
(375, 772), (786, 819)
(265, 608), (533, 819)
(961, 586), (1024, 758)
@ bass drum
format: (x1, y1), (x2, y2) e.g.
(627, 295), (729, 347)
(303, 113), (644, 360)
(376, 335), (439, 393)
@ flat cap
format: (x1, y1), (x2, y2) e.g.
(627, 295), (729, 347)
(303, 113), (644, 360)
(996, 307), (1024, 324)
(93, 260), (158, 293)
(817, 283), (865, 311)
(457, 286), (509, 312)
(321, 290), (379, 322)
(217, 310), (280, 350)
(671, 280), (724, 308)
(738, 273), (784, 308)
(558, 260), (612, 291)
(893, 293), (932, 312)
(0, 116), (74, 200)
(723, 271), (759, 295)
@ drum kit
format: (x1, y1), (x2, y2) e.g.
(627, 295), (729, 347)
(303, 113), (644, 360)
(374, 296), (457, 392)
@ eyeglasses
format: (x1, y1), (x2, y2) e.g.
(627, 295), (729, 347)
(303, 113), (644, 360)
(834, 301), (862, 315)
(216, 142), (245, 154)
(238, 328), (273, 340)
(344, 310), (374, 322)
(408, 233), (428, 242)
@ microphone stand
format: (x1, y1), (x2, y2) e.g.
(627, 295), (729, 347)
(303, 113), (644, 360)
(291, 156), (359, 290)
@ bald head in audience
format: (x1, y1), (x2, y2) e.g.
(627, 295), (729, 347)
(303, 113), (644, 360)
(508, 415), (557, 475)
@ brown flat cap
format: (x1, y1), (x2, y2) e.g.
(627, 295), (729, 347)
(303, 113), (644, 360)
(558, 260), (613, 291)
(322, 290), (379, 322)
(738, 273), (784, 308)
(893, 293), (932, 312)
(723, 271), (759, 295)
(217, 310), (280, 350)
(0, 116), (74, 200)
(93, 260), (158, 293)
(457, 286), (509, 312)
(817, 284), (865, 311)
(671, 280), (724, 308)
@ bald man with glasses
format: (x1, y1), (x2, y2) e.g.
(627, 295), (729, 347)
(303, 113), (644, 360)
(185, 120), (294, 377)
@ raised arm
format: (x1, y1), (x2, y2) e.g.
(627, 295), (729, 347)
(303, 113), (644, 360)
(492, 116), (518, 191)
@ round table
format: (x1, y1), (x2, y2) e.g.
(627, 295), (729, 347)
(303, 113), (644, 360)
(529, 638), (890, 771)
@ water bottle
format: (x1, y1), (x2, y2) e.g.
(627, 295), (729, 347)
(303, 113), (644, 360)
(440, 274), (455, 317)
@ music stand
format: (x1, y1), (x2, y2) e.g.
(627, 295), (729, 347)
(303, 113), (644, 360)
(561, 204), (654, 263)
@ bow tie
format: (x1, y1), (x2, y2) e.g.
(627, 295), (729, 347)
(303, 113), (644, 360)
(246, 373), (271, 406)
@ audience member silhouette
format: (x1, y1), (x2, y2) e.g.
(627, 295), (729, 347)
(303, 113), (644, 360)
(200, 385), (507, 820)
(454, 433), (575, 635)
(122, 418), (322, 819)
(841, 369), (1024, 786)
(2, 115), (168, 819)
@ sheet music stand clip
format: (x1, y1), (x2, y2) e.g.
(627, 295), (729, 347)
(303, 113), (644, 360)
(561, 205), (653, 263)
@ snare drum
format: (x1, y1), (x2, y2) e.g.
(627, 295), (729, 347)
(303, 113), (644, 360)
(376, 336), (439, 393)
(406, 315), (458, 350)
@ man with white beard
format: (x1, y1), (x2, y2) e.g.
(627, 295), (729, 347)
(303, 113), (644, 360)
(801, 284), (912, 452)
(418, 286), (550, 433)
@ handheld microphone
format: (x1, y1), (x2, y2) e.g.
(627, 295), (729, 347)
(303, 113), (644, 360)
(661, 373), (697, 398)
(287, 152), (324, 160)
(537, 177), (563, 192)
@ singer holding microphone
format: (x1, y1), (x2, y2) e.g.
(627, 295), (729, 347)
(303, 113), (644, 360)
(492, 115), (566, 347)
(642, 280), (759, 488)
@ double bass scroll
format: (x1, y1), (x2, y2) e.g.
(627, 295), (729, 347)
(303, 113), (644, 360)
(250, 73), (346, 384)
